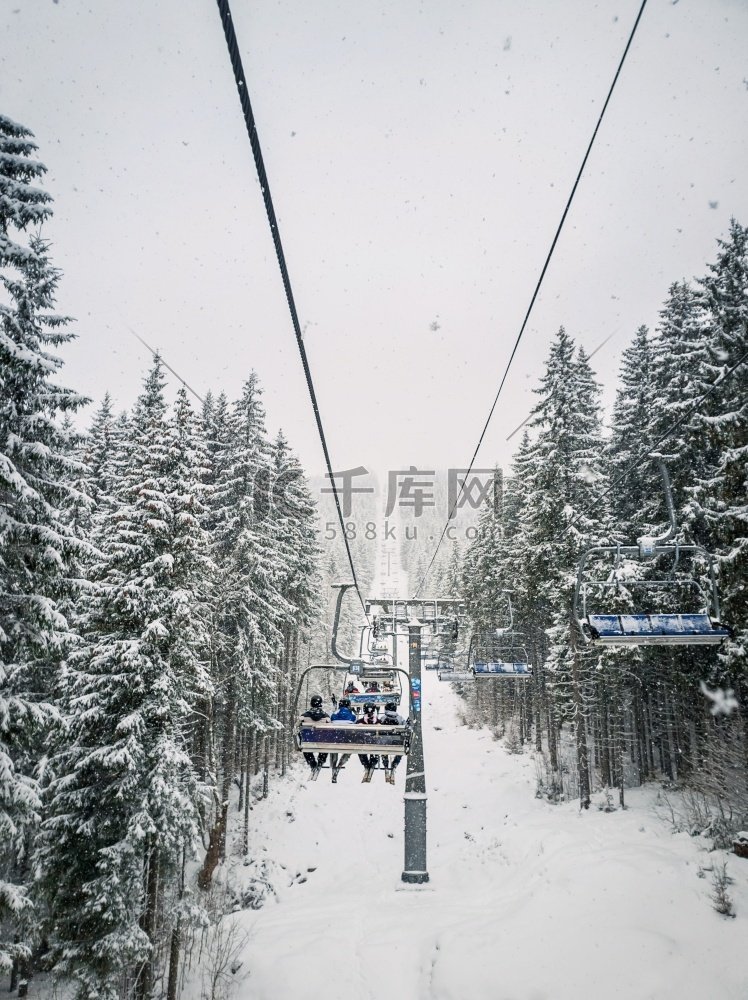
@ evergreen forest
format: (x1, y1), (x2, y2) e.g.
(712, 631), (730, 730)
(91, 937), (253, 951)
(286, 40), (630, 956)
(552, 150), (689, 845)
(1, 110), (746, 998)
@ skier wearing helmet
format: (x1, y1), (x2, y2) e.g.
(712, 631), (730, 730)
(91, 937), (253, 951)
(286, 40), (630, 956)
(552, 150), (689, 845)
(328, 697), (357, 782)
(300, 694), (330, 779)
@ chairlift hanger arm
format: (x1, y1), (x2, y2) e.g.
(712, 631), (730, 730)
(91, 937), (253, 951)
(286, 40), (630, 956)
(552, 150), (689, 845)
(640, 458), (678, 546)
(331, 583), (365, 666)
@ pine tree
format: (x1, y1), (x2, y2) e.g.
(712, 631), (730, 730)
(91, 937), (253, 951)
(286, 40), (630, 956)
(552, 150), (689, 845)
(0, 117), (86, 974)
(608, 325), (656, 535)
(692, 220), (748, 676)
(522, 331), (606, 807)
(648, 281), (712, 527)
(198, 373), (287, 888)
(0, 115), (52, 266)
(38, 362), (208, 999)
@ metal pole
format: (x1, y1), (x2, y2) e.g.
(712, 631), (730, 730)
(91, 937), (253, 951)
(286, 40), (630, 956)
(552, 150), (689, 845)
(402, 621), (429, 884)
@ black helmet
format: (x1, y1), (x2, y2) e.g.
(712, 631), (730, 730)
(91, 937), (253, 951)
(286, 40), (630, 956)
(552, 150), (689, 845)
(339, 698), (351, 708)
(385, 702), (397, 712)
(310, 695), (323, 708)
(363, 703), (376, 713)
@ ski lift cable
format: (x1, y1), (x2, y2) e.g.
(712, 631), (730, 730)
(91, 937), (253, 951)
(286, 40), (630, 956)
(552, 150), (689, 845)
(549, 342), (748, 547)
(126, 325), (205, 405)
(412, 0), (649, 600)
(213, 0), (369, 620)
(505, 331), (617, 443)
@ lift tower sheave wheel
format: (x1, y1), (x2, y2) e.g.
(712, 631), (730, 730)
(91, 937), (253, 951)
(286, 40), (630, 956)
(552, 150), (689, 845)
(402, 622), (429, 885)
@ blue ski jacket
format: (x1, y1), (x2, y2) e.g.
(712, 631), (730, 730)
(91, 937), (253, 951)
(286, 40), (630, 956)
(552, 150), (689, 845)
(331, 706), (357, 723)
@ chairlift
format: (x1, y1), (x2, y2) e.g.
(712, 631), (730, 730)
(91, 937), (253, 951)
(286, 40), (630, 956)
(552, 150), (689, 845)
(437, 666), (475, 682)
(436, 650), (473, 682)
(342, 669), (402, 707)
(574, 461), (733, 647)
(468, 628), (533, 679)
(421, 641), (441, 670)
(294, 585), (412, 762)
(364, 598), (467, 638)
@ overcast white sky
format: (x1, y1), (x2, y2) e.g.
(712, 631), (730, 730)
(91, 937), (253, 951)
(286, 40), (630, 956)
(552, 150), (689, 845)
(2, 0), (747, 481)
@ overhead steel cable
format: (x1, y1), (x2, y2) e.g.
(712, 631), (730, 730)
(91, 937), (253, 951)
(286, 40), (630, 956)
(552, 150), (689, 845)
(549, 342), (748, 547)
(412, 0), (649, 599)
(126, 324), (205, 404)
(214, 0), (369, 620)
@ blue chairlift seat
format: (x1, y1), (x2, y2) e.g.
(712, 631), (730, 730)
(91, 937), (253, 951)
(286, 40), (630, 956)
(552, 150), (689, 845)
(296, 722), (411, 755)
(586, 613), (732, 646)
(346, 691), (401, 707)
(473, 661), (533, 677)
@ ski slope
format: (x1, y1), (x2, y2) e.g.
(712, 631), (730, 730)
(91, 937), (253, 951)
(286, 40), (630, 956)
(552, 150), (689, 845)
(223, 675), (747, 1000)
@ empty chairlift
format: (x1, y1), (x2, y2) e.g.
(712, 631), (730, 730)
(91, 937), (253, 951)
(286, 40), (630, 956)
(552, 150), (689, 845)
(436, 645), (472, 682)
(574, 461), (733, 647)
(469, 629), (533, 678)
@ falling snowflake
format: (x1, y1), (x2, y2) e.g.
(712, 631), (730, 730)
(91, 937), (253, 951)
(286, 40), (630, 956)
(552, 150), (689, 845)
(700, 681), (739, 717)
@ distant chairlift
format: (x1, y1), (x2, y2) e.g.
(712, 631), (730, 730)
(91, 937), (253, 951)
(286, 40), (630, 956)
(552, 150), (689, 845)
(574, 461), (733, 647)
(437, 646), (474, 682)
(468, 600), (533, 679)
(352, 624), (401, 699)
(440, 595), (533, 680)
(421, 643), (440, 671)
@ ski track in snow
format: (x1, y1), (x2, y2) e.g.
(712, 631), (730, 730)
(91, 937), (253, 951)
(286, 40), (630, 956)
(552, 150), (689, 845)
(217, 676), (748, 1000)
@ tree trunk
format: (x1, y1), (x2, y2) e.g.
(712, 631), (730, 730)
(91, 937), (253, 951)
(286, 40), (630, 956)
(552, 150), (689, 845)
(569, 617), (591, 809)
(136, 844), (159, 1000)
(243, 728), (253, 856)
(199, 681), (236, 887)
(166, 849), (186, 1000)
(263, 735), (270, 799)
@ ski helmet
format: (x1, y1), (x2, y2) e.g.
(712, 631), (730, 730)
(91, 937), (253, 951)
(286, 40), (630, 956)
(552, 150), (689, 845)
(385, 702), (397, 712)
(310, 695), (323, 708)
(339, 698), (351, 708)
(363, 703), (376, 713)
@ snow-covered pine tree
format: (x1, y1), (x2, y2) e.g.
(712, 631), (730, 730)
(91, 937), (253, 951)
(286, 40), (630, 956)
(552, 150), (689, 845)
(199, 373), (289, 887)
(0, 116), (87, 976)
(462, 469), (506, 631)
(38, 361), (209, 1000)
(521, 331), (606, 807)
(647, 281), (713, 526)
(81, 393), (117, 524)
(607, 325), (656, 536)
(441, 542), (462, 599)
(265, 430), (321, 773)
(0, 114), (52, 265)
(501, 436), (548, 755)
(691, 220), (748, 680)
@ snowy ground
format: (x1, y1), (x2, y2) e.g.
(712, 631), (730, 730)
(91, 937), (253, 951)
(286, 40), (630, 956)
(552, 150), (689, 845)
(217, 674), (748, 1000)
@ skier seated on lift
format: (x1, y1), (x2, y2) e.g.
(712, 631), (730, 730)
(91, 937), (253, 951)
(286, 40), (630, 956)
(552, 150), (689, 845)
(365, 681), (380, 693)
(331, 698), (356, 723)
(301, 694), (329, 776)
(356, 702), (379, 783)
(328, 697), (356, 783)
(380, 701), (406, 785)
(345, 681), (360, 694)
